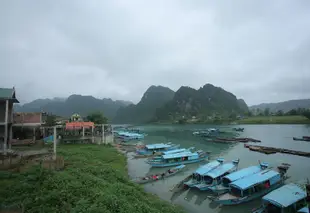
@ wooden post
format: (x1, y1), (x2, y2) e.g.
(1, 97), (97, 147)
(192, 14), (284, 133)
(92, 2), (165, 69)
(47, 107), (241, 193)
(9, 124), (12, 149)
(111, 125), (114, 144)
(102, 124), (105, 145)
(53, 126), (57, 160)
(33, 127), (36, 142)
(82, 126), (85, 137)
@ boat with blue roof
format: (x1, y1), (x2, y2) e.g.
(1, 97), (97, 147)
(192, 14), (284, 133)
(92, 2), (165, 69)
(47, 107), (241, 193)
(209, 162), (269, 194)
(134, 147), (194, 159)
(252, 183), (309, 213)
(193, 159), (240, 191)
(183, 158), (225, 188)
(136, 143), (180, 155)
(212, 164), (290, 205)
(146, 150), (208, 167)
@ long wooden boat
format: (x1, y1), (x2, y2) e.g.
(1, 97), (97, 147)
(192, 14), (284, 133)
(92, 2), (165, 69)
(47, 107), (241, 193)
(244, 144), (310, 157)
(133, 147), (195, 159)
(293, 137), (310, 142)
(136, 143), (180, 155)
(252, 183), (308, 213)
(184, 158), (225, 188)
(209, 162), (269, 195)
(193, 159), (240, 191)
(146, 150), (209, 168)
(212, 165), (290, 206)
(133, 165), (186, 184)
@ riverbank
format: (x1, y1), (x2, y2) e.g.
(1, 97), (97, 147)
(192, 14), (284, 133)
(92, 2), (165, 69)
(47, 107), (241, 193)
(0, 144), (184, 213)
(236, 115), (310, 124)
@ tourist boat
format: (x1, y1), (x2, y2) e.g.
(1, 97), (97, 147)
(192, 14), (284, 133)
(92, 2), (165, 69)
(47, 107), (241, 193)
(193, 159), (240, 191)
(136, 143), (180, 155)
(209, 162), (269, 195)
(146, 150), (208, 168)
(133, 165), (186, 184)
(293, 136), (310, 142)
(233, 127), (244, 132)
(252, 183), (308, 213)
(213, 165), (290, 205)
(115, 131), (145, 141)
(183, 158), (225, 187)
(134, 147), (194, 159)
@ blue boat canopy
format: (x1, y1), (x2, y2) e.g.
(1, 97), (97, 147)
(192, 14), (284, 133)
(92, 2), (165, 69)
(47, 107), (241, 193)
(223, 165), (262, 182)
(146, 143), (172, 149)
(263, 183), (307, 208)
(162, 152), (197, 160)
(230, 170), (280, 190)
(205, 162), (237, 179)
(298, 207), (309, 213)
(195, 160), (221, 175)
(163, 148), (187, 155)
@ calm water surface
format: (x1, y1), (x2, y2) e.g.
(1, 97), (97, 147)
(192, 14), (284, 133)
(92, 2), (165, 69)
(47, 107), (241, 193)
(126, 124), (310, 213)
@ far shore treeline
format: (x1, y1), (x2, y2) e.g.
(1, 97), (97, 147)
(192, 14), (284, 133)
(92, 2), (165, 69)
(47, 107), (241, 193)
(14, 84), (310, 125)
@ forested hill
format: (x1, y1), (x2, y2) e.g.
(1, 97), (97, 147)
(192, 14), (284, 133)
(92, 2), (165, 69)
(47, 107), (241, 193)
(250, 99), (310, 112)
(154, 84), (248, 122)
(112, 86), (175, 124)
(14, 95), (132, 120)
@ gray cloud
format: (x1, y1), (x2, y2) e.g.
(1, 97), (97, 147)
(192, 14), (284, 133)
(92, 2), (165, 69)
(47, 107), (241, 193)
(1, 0), (310, 105)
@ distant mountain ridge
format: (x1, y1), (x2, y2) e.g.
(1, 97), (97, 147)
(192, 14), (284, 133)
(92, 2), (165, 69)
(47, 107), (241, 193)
(113, 86), (175, 124)
(250, 99), (310, 112)
(154, 83), (247, 122)
(14, 95), (132, 120)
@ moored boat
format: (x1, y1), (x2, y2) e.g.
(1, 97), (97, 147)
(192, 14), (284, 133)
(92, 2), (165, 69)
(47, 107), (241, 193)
(213, 165), (290, 206)
(194, 159), (240, 191)
(146, 150), (209, 168)
(252, 183), (308, 213)
(134, 147), (194, 159)
(136, 143), (180, 155)
(184, 158), (225, 188)
(209, 162), (269, 195)
(133, 165), (186, 184)
(233, 127), (244, 132)
(293, 137), (310, 142)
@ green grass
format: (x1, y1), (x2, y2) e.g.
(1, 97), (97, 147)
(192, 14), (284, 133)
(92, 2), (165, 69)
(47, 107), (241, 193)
(0, 144), (184, 213)
(237, 115), (310, 124)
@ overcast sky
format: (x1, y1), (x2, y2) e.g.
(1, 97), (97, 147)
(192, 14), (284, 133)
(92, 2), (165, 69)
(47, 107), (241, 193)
(1, 0), (310, 105)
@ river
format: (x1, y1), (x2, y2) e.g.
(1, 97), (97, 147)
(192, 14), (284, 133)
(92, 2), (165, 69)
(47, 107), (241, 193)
(126, 124), (310, 213)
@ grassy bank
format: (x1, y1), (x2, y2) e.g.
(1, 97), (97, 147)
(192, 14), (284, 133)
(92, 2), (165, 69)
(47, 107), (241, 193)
(0, 145), (184, 213)
(236, 115), (310, 124)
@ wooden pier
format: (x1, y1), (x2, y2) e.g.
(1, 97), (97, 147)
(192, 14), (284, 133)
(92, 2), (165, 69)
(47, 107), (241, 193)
(244, 144), (310, 157)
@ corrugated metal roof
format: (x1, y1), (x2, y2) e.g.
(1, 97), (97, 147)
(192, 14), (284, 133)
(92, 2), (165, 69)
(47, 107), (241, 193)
(0, 88), (14, 99)
(263, 183), (306, 208)
(205, 162), (237, 179)
(162, 151), (197, 159)
(163, 148), (187, 155)
(146, 143), (172, 149)
(223, 165), (262, 182)
(230, 170), (280, 190)
(195, 160), (221, 175)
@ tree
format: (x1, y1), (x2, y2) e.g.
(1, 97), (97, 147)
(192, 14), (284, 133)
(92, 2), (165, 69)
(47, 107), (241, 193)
(303, 110), (310, 120)
(44, 114), (56, 126)
(264, 108), (270, 116)
(86, 112), (108, 124)
(276, 110), (284, 116)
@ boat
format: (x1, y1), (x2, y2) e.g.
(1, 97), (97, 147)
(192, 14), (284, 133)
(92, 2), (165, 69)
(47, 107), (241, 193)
(133, 165), (186, 184)
(233, 128), (244, 132)
(293, 137), (310, 142)
(114, 131), (145, 141)
(134, 147), (195, 159)
(252, 183), (308, 213)
(209, 162), (269, 195)
(193, 159), (240, 191)
(146, 150), (209, 168)
(213, 165), (290, 206)
(184, 158), (225, 187)
(136, 143), (180, 155)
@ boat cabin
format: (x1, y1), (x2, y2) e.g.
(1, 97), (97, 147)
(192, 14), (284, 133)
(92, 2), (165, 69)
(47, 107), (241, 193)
(201, 160), (240, 185)
(192, 158), (224, 182)
(144, 143), (173, 152)
(163, 148), (187, 155)
(261, 183), (307, 213)
(222, 163), (268, 187)
(229, 170), (281, 198)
